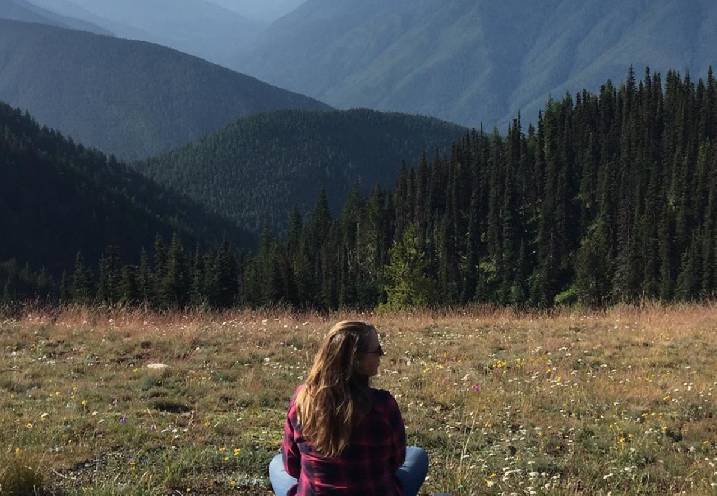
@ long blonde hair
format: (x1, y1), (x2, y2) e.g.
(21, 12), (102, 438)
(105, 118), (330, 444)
(295, 321), (375, 457)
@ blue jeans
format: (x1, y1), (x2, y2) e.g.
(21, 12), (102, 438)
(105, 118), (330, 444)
(269, 446), (429, 496)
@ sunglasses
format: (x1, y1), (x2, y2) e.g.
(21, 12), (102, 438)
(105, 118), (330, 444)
(363, 343), (384, 356)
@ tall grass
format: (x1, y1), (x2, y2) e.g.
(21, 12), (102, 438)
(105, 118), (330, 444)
(1, 302), (717, 494)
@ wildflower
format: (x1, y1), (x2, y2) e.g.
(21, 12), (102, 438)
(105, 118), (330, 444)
(233, 448), (241, 457)
(119, 415), (128, 424)
(470, 383), (481, 393)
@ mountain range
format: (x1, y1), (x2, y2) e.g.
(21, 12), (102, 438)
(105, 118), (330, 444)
(0, 19), (328, 160)
(0, 0), (108, 33)
(19, 0), (262, 67)
(206, 0), (305, 23)
(237, 0), (717, 129)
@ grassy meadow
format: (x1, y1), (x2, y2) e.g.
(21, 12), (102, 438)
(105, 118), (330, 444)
(1, 304), (717, 495)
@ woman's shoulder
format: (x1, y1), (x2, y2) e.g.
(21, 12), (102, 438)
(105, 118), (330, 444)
(288, 384), (305, 405)
(370, 388), (399, 409)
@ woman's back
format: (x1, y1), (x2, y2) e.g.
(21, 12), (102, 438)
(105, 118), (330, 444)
(282, 386), (406, 496)
(269, 321), (427, 496)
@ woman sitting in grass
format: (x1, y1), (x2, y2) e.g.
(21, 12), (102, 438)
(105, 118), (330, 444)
(269, 320), (428, 496)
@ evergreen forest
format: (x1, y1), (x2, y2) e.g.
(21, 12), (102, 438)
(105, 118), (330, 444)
(0, 100), (248, 298)
(4, 69), (717, 310)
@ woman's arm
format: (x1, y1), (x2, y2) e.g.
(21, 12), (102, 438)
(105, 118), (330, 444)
(282, 410), (301, 478)
(387, 394), (407, 471)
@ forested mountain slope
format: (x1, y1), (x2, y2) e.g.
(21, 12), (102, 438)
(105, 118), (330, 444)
(0, 101), (248, 275)
(238, 0), (716, 129)
(137, 109), (465, 232)
(0, 19), (329, 160)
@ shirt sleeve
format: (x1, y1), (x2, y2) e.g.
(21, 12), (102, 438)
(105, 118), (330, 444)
(282, 401), (301, 478)
(386, 393), (406, 471)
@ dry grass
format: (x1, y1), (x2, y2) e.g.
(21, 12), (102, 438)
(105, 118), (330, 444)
(1, 303), (717, 495)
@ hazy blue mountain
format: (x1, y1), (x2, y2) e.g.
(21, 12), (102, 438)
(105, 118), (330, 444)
(0, 100), (249, 275)
(26, 0), (262, 67)
(27, 0), (149, 39)
(206, 0), (305, 23)
(0, 19), (329, 160)
(136, 108), (466, 232)
(0, 0), (109, 33)
(237, 0), (717, 129)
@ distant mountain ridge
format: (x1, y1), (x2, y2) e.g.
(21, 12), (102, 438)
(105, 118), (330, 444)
(0, 0), (109, 33)
(0, 19), (329, 160)
(206, 0), (305, 23)
(24, 0), (263, 68)
(136, 108), (466, 232)
(238, 0), (717, 129)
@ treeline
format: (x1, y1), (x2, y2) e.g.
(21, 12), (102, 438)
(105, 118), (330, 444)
(4, 68), (716, 309)
(1, 236), (242, 309)
(243, 68), (717, 309)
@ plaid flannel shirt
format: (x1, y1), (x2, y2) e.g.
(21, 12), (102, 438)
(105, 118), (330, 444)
(281, 385), (407, 496)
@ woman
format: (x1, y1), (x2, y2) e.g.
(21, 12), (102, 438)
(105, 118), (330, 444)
(269, 320), (428, 495)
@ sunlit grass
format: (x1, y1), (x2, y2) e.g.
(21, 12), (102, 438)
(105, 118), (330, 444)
(1, 303), (717, 494)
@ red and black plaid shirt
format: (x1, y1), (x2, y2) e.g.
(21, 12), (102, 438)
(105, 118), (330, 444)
(281, 385), (406, 496)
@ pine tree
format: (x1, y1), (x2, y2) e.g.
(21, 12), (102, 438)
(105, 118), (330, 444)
(575, 219), (612, 306)
(118, 265), (139, 305)
(701, 171), (716, 296)
(137, 248), (153, 306)
(153, 235), (167, 301)
(189, 248), (207, 307)
(381, 224), (433, 310)
(58, 270), (69, 304)
(256, 228), (283, 305)
(96, 245), (121, 305)
(1, 264), (17, 304)
(358, 186), (388, 307)
(72, 252), (92, 305)
(676, 234), (700, 300)
(158, 234), (189, 308)
(211, 241), (238, 309)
